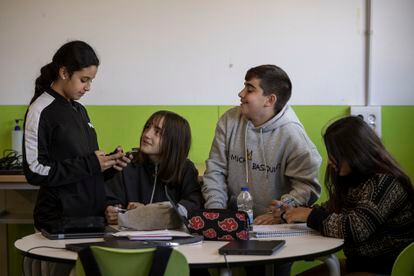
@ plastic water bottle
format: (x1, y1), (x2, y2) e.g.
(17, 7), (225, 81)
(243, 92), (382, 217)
(12, 119), (23, 156)
(237, 187), (254, 227)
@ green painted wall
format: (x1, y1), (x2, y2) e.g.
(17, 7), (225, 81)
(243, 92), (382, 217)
(2, 105), (412, 183)
(1, 105), (413, 275)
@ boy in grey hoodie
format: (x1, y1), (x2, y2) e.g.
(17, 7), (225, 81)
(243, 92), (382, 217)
(202, 64), (322, 224)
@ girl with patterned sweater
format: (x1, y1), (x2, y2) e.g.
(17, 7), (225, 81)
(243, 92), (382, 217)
(283, 116), (414, 275)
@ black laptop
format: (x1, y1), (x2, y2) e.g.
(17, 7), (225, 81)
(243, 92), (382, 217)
(66, 234), (204, 252)
(218, 240), (286, 255)
(40, 216), (112, 240)
(41, 225), (116, 240)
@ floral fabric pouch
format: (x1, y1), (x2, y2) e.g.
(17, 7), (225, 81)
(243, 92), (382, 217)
(186, 209), (249, 241)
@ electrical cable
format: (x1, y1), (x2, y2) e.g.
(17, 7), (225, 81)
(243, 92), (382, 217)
(21, 246), (66, 276)
(0, 149), (22, 170)
(223, 253), (231, 274)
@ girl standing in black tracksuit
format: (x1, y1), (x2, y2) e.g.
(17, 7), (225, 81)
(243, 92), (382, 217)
(23, 41), (129, 232)
(105, 110), (204, 224)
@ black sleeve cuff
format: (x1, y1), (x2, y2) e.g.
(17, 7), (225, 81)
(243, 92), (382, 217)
(103, 167), (118, 180)
(307, 206), (330, 232)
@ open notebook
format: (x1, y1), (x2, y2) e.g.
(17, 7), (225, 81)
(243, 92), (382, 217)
(112, 229), (192, 240)
(250, 223), (317, 238)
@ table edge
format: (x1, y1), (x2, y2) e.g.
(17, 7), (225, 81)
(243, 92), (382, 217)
(16, 241), (343, 269)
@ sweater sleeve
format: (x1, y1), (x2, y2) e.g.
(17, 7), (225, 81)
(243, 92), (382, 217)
(104, 171), (127, 207)
(177, 161), (204, 212)
(23, 109), (101, 187)
(283, 125), (322, 206)
(201, 114), (229, 209)
(314, 176), (407, 242)
(307, 205), (330, 232)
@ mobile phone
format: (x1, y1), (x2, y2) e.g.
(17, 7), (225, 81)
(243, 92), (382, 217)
(125, 148), (139, 157)
(106, 148), (119, 156)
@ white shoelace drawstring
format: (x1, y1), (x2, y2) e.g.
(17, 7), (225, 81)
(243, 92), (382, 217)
(149, 164), (158, 204)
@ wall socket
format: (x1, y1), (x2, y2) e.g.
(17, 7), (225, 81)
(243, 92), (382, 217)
(350, 106), (382, 137)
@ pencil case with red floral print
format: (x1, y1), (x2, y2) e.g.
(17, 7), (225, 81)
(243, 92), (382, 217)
(186, 209), (249, 241)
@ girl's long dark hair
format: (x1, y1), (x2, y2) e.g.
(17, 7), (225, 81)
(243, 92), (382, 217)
(323, 116), (413, 212)
(137, 111), (192, 185)
(31, 40), (99, 104)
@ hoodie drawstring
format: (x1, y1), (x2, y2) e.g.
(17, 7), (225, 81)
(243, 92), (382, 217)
(245, 123), (270, 186)
(260, 128), (269, 179)
(244, 121), (249, 186)
(149, 164), (158, 204)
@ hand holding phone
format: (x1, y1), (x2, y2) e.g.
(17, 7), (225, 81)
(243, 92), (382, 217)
(106, 146), (130, 171)
(124, 148), (139, 160)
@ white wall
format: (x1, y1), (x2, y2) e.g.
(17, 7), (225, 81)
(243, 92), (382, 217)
(370, 0), (414, 105)
(0, 0), (412, 105)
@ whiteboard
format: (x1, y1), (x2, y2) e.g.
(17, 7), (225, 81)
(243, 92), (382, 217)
(0, 0), (365, 105)
(370, 0), (414, 105)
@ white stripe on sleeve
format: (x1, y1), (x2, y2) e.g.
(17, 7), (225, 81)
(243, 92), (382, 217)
(25, 92), (55, 176)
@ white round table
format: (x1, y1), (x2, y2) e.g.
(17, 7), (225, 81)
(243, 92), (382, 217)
(15, 232), (343, 275)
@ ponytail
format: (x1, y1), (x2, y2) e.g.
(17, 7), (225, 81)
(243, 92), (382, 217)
(31, 62), (59, 104)
(31, 40), (99, 104)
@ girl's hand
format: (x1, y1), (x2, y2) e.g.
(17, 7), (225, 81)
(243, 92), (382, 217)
(264, 199), (287, 224)
(108, 146), (132, 171)
(95, 150), (117, 171)
(127, 202), (144, 210)
(105, 205), (121, 225)
(253, 213), (280, 225)
(283, 206), (312, 224)
(95, 147), (132, 172)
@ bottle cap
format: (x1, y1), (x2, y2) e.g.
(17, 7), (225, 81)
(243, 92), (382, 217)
(14, 119), (22, 131)
(241, 187), (249, 192)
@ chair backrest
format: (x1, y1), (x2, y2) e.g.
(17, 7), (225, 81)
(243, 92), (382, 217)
(391, 242), (414, 276)
(75, 246), (189, 276)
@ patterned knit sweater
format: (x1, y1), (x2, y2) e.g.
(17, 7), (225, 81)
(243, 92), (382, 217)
(307, 173), (414, 274)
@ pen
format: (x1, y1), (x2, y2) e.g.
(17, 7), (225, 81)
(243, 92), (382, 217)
(273, 198), (295, 209)
(115, 206), (127, 213)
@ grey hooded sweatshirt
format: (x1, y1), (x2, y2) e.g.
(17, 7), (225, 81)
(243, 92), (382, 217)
(202, 106), (322, 216)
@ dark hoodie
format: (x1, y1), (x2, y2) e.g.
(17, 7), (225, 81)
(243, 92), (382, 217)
(105, 158), (204, 214)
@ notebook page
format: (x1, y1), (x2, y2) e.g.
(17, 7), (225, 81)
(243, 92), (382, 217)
(251, 223), (317, 238)
(113, 229), (192, 238)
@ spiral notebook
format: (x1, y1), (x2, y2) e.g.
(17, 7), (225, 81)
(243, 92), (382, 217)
(250, 223), (317, 238)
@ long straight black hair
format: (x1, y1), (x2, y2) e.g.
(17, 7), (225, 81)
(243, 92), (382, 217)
(31, 40), (99, 104)
(323, 116), (413, 212)
(136, 111), (192, 185)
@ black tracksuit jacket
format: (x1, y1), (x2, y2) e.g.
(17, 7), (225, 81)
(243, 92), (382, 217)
(105, 158), (204, 212)
(23, 89), (110, 230)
